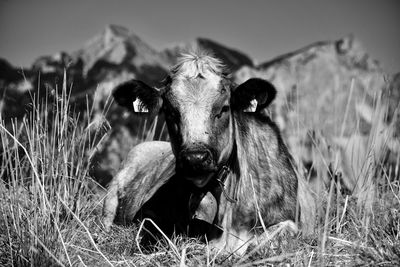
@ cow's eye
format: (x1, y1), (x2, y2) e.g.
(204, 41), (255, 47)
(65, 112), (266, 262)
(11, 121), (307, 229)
(169, 110), (179, 119)
(215, 106), (230, 119)
(221, 106), (230, 114)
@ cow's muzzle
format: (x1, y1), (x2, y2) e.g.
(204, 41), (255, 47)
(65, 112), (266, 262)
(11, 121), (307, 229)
(178, 145), (217, 187)
(180, 149), (214, 171)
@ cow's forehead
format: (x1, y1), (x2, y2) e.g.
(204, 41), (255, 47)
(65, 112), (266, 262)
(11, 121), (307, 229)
(169, 74), (222, 104)
(165, 51), (227, 107)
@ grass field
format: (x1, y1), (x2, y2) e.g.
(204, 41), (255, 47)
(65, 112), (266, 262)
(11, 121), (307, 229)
(0, 76), (399, 266)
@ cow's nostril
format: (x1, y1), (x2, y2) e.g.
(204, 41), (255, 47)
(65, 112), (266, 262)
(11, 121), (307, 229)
(182, 151), (211, 166)
(187, 152), (207, 163)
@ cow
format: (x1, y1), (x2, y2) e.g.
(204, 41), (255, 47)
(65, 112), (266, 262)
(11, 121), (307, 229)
(103, 50), (314, 254)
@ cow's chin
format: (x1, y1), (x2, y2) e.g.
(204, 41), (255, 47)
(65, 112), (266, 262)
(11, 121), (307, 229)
(185, 172), (214, 188)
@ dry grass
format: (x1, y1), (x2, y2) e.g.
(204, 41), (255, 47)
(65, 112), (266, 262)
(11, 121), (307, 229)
(0, 74), (399, 266)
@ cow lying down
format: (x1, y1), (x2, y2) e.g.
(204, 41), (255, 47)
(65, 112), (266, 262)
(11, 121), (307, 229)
(102, 51), (315, 255)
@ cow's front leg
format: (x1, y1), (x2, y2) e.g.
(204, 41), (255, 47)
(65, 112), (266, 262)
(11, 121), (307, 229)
(209, 228), (254, 256)
(102, 167), (131, 231)
(250, 220), (298, 251)
(265, 220), (298, 238)
(102, 181), (119, 231)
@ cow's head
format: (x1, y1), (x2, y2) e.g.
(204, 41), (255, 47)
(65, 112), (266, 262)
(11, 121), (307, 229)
(113, 51), (276, 188)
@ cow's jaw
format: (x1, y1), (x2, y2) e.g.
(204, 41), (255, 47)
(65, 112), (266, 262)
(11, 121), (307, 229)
(185, 172), (214, 188)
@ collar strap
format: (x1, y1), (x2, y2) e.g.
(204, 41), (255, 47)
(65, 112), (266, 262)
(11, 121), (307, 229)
(215, 166), (237, 203)
(215, 165), (230, 184)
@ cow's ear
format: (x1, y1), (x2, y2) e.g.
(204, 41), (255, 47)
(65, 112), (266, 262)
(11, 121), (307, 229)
(113, 79), (163, 114)
(231, 78), (277, 112)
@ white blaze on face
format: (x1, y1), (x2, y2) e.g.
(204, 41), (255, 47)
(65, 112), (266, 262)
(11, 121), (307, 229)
(184, 101), (211, 144)
(171, 70), (222, 145)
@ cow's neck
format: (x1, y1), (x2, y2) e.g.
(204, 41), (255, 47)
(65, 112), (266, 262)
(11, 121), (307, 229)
(188, 114), (239, 224)
(231, 112), (257, 202)
(212, 142), (238, 203)
(188, 141), (238, 224)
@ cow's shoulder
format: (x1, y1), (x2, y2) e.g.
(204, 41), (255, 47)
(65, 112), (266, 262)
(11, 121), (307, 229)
(114, 141), (176, 196)
(123, 141), (174, 170)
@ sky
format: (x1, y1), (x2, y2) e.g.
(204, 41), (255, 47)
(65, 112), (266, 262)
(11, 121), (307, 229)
(1, 0), (399, 74)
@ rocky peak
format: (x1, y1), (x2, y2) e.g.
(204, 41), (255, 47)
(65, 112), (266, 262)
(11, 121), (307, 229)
(72, 25), (169, 78)
(32, 51), (73, 73)
(197, 38), (254, 71)
(161, 37), (254, 71)
(103, 24), (130, 45)
(257, 35), (381, 72)
(236, 35), (387, 137)
(335, 35), (382, 71)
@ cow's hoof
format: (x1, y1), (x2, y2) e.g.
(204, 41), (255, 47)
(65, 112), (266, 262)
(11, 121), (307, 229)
(209, 229), (253, 256)
(268, 220), (298, 237)
(102, 217), (113, 232)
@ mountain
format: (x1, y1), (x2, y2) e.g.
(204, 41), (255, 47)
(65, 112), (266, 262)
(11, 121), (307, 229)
(236, 35), (387, 137)
(161, 37), (254, 71)
(72, 25), (170, 86)
(0, 25), (398, 188)
(0, 58), (24, 83)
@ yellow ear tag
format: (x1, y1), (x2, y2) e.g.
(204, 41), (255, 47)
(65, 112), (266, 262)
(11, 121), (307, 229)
(244, 99), (258, 112)
(133, 98), (149, 113)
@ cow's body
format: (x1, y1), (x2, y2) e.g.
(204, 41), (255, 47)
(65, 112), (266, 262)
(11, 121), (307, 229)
(103, 51), (314, 254)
